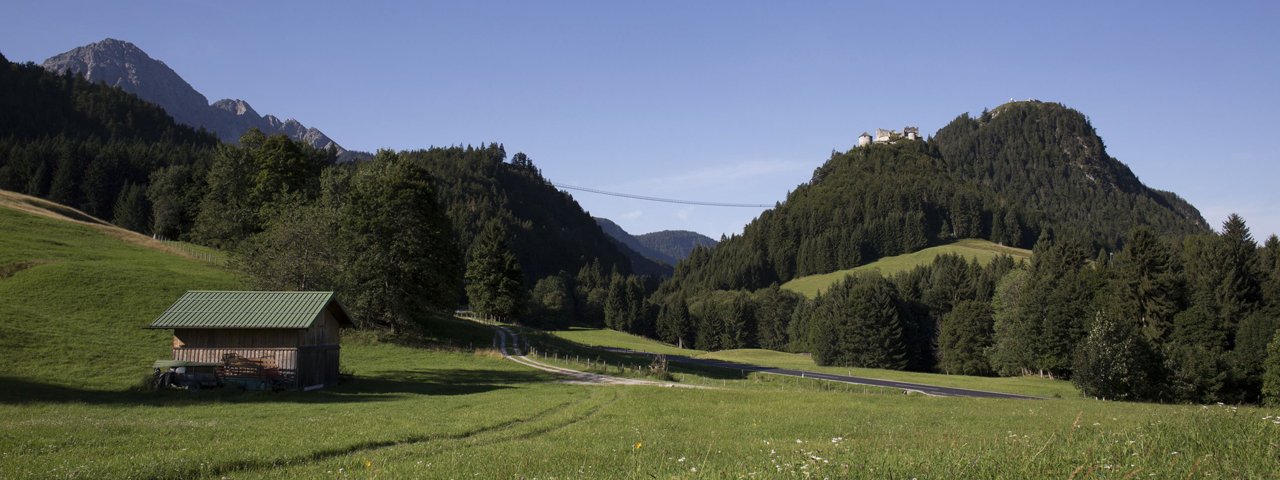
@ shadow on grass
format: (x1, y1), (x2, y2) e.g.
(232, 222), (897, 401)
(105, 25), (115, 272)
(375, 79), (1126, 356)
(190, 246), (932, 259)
(0, 368), (551, 406)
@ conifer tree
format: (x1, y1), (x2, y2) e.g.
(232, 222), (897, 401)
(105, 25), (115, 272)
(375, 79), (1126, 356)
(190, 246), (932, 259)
(656, 295), (692, 348)
(1023, 237), (1094, 377)
(938, 300), (995, 376)
(810, 275), (907, 369)
(1216, 214), (1262, 337)
(1110, 227), (1185, 343)
(465, 220), (526, 319)
(111, 182), (150, 233)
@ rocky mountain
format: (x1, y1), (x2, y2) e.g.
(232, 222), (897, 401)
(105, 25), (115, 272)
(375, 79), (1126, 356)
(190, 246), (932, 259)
(41, 38), (363, 160)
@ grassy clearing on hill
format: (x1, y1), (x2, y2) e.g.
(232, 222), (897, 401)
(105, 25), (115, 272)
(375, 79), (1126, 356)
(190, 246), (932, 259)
(782, 239), (1032, 298)
(2, 200), (1277, 478)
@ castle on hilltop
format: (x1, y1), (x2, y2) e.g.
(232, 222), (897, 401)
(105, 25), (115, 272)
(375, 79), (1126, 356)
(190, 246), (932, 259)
(859, 126), (919, 146)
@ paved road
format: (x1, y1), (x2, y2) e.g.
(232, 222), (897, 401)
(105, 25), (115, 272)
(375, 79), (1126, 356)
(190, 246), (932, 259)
(598, 347), (1039, 400)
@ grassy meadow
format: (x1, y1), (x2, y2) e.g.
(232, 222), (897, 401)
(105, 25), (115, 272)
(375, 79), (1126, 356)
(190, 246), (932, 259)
(782, 238), (1032, 298)
(2, 202), (1278, 478)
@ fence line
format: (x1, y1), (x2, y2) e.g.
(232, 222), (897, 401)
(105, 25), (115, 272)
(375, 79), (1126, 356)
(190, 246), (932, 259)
(454, 310), (507, 325)
(158, 239), (226, 266)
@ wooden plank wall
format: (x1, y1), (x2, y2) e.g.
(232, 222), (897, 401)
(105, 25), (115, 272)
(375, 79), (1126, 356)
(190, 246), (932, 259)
(173, 347), (299, 371)
(173, 329), (301, 349)
(296, 345), (341, 388)
(300, 309), (341, 347)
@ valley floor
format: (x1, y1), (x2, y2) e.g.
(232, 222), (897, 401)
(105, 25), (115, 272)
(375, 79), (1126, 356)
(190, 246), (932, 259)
(1, 199), (1276, 478)
(3, 340), (1277, 479)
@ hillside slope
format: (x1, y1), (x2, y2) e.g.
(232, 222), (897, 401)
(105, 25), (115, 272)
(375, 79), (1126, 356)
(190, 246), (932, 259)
(404, 146), (669, 283)
(0, 191), (242, 389)
(781, 239), (1031, 298)
(661, 101), (1208, 295)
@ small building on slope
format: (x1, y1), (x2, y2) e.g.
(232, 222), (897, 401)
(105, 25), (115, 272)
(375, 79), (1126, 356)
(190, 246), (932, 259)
(147, 291), (355, 390)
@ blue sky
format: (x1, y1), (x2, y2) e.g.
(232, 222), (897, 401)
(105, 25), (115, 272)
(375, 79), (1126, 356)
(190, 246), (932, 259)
(4, 1), (1278, 240)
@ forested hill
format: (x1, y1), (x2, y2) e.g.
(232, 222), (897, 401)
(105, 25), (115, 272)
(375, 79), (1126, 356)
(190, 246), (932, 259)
(402, 147), (667, 283)
(594, 217), (675, 278)
(0, 52), (218, 231)
(662, 101), (1208, 295)
(636, 229), (718, 263)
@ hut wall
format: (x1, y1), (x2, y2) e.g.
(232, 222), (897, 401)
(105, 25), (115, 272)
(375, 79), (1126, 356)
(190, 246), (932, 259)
(173, 328), (301, 349)
(297, 345), (341, 388)
(300, 309), (341, 347)
(171, 347), (297, 371)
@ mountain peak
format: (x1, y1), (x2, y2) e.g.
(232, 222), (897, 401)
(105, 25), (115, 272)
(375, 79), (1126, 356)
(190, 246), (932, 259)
(211, 98), (259, 117)
(42, 38), (210, 126)
(41, 38), (352, 158)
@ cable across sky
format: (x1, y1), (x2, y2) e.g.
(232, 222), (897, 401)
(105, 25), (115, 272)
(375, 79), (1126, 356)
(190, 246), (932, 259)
(551, 183), (773, 208)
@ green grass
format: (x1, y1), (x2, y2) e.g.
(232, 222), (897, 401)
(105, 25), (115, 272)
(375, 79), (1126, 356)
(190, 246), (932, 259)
(3, 200), (1278, 478)
(703, 349), (1076, 399)
(550, 326), (707, 356)
(0, 207), (244, 390)
(782, 239), (1032, 298)
(544, 327), (1072, 398)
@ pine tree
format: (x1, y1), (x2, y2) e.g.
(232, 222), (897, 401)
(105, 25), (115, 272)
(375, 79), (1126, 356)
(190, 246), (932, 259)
(604, 273), (628, 330)
(1262, 235), (1280, 308)
(1216, 214), (1262, 337)
(465, 220), (526, 320)
(938, 300), (995, 376)
(1229, 311), (1279, 402)
(1164, 304), (1230, 402)
(810, 275), (907, 369)
(656, 295), (692, 348)
(1023, 237), (1094, 377)
(111, 182), (150, 233)
(1110, 227), (1185, 343)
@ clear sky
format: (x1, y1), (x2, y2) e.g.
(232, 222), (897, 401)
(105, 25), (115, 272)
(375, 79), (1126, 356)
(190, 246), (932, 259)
(4, 1), (1278, 240)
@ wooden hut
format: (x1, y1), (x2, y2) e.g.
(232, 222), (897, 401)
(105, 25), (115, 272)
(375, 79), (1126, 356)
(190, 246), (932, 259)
(147, 291), (355, 390)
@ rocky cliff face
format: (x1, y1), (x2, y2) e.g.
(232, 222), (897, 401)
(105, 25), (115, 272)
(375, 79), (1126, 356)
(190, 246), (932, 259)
(43, 38), (356, 159)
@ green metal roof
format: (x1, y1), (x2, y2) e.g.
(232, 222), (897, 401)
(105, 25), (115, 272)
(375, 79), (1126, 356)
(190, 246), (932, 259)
(147, 291), (355, 329)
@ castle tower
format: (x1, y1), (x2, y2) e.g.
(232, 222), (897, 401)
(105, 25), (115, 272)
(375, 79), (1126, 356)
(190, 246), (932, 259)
(858, 132), (872, 147)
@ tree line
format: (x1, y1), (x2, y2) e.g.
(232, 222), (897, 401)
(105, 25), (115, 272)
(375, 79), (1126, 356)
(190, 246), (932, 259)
(632, 217), (1280, 405)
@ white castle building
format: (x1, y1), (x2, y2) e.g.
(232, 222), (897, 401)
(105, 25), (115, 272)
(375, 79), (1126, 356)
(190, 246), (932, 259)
(858, 126), (920, 146)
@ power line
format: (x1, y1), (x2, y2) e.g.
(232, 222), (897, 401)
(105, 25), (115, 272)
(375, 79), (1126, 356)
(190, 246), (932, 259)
(551, 182), (773, 208)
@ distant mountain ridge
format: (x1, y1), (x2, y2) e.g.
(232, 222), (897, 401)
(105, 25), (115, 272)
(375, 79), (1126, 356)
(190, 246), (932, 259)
(636, 229), (718, 262)
(594, 217), (717, 268)
(594, 218), (676, 276)
(41, 38), (366, 161)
